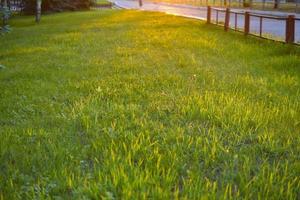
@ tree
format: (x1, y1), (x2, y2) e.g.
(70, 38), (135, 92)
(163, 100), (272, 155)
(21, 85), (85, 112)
(36, 0), (41, 23)
(22, 0), (91, 14)
(274, 0), (279, 9)
(2, 0), (8, 25)
(0, 0), (11, 34)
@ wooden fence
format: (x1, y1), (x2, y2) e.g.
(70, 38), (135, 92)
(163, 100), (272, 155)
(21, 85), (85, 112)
(207, 6), (299, 44)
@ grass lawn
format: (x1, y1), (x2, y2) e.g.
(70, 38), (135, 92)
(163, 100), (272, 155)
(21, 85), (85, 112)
(95, 0), (112, 5)
(0, 9), (300, 199)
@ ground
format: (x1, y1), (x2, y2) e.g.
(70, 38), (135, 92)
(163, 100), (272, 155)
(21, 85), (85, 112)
(114, 0), (300, 42)
(96, 0), (111, 5)
(0, 9), (300, 199)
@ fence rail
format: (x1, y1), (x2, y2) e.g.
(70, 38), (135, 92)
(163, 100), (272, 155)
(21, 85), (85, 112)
(207, 6), (299, 44)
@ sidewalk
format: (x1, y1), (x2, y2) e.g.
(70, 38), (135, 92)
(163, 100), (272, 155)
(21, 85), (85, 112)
(113, 0), (300, 42)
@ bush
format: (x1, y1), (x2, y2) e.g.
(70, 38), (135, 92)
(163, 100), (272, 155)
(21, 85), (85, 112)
(0, 3), (11, 35)
(22, 0), (92, 14)
(243, 0), (252, 7)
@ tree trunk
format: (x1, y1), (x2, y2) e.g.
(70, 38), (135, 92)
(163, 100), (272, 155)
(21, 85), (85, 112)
(36, 0), (42, 23)
(274, 0), (279, 9)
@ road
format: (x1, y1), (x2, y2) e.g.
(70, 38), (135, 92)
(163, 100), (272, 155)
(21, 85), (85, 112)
(113, 0), (300, 43)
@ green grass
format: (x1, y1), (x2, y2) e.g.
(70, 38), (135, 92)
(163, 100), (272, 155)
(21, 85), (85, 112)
(0, 10), (300, 199)
(96, 0), (111, 5)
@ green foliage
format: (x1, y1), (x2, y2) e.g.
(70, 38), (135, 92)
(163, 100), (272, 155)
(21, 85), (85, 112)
(91, 0), (111, 6)
(0, 4), (11, 34)
(0, 10), (300, 199)
(0, 24), (11, 34)
(22, 0), (92, 14)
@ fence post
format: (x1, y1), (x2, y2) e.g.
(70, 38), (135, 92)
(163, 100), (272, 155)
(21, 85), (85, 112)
(139, 0), (143, 7)
(285, 15), (295, 43)
(207, 6), (211, 24)
(224, 8), (230, 31)
(244, 12), (250, 35)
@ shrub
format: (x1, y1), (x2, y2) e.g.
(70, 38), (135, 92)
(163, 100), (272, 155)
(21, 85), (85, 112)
(0, 3), (11, 35)
(22, 0), (92, 14)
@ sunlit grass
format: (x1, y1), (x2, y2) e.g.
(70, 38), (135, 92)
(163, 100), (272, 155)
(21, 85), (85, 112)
(0, 10), (300, 199)
(96, 0), (112, 5)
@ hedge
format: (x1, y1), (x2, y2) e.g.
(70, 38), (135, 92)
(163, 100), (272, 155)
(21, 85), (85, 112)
(22, 0), (92, 14)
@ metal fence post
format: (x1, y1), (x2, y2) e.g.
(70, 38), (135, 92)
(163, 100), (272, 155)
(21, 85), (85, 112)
(224, 8), (230, 31)
(207, 6), (211, 24)
(285, 15), (295, 43)
(244, 12), (250, 35)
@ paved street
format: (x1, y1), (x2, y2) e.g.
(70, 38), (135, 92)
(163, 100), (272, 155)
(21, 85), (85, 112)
(114, 0), (300, 43)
